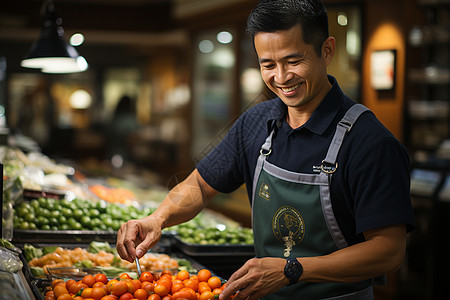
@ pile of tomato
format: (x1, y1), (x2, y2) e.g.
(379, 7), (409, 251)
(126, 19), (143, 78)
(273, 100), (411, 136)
(44, 269), (230, 300)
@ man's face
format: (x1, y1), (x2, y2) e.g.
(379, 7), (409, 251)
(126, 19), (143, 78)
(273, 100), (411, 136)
(255, 24), (331, 110)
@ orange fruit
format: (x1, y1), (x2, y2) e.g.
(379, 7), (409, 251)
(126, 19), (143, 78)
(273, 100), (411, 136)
(133, 288), (148, 300)
(183, 279), (199, 292)
(171, 282), (184, 294)
(83, 274), (96, 287)
(95, 273), (108, 284)
(119, 273), (133, 280)
(91, 287), (107, 300)
(52, 279), (65, 289)
(199, 291), (215, 300)
(53, 285), (69, 299)
(125, 281), (136, 294)
(118, 292), (134, 300)
(131, 279), (141, 290)
(198, 281), (212, 294)
(111, 281), (128, 296)
(197, 269), (212, 282)
(207, 276), (221, 290)
(141, 281), (155, 295)
(56, 294), (73, 300)
(154, 283), (169, 297)
(176, 270), (190, 281)
(107, 279), (119, 293)
(139, 271), (153, 283)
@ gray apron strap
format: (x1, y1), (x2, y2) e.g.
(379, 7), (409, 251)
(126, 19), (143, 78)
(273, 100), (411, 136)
(251, 130), (275, 225)
(320, 104), (370, 250)
(322, 104), (369, 169)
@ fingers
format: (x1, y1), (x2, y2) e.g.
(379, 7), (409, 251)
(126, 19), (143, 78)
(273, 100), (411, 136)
(135, 230), (161, 258)
(116, 220), (140, 262)
(219, 265), (249, 300)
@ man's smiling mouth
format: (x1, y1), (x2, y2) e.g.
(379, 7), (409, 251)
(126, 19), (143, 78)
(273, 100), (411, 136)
(280, 83), (302, 94)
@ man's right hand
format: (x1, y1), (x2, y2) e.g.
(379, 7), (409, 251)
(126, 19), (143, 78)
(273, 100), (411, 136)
(116, 215), (164, 262)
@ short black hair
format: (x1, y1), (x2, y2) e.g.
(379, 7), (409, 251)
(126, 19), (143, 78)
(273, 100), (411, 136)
(247, 0), (329, 56)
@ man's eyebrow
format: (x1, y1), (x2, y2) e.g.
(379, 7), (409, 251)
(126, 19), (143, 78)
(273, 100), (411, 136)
(258, 53), (305, 64)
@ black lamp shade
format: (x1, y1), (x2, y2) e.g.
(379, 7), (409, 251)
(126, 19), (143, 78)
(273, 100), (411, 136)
(21, 0), (87, 73)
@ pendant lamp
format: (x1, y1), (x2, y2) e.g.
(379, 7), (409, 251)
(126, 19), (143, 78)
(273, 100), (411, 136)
(21, 0), (88, 73)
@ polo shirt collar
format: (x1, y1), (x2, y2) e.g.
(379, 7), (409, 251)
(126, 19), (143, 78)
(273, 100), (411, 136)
(266, 75), (344, 135)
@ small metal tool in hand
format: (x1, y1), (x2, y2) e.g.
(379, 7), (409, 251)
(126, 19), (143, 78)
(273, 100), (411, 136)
(135, 257), (142, 276)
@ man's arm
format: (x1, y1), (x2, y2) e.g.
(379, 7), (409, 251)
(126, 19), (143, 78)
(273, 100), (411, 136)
(116, 169), (219, 262)
(219, 224), (407, 300)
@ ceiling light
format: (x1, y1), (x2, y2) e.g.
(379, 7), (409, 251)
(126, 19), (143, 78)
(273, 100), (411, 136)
(69, 89), (92, 109)
(217, 31), (233, 44)
(337, 13), (348, 26)
(70, 33), (85, 47)
(21, 0), (88, 74)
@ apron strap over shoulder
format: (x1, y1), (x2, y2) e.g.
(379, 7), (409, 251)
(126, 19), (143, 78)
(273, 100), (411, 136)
(322, 104), (369, 172)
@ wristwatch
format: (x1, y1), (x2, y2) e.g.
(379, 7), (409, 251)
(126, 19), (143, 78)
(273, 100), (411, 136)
(284, 258), (303, 286)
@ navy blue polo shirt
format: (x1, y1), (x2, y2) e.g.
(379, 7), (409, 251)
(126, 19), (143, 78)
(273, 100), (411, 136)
(197, 76), (415, 245)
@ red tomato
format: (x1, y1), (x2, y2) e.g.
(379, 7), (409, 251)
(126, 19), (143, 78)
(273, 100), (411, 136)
(139, 271), (154, 283)
(95, 273), (109, 284)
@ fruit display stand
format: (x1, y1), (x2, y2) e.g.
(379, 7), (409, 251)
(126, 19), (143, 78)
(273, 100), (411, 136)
(16, 239), (208, 300)
(1, 147), (258, 296)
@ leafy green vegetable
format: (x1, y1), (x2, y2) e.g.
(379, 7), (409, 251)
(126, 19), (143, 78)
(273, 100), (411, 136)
(73, 260), (93, 268)
(43, 246), (58, 255)
(87, 241), (114, 254)
(30, 266), (45, 277)
(23, 244), (43, 261)
(0, 239), (14, 250)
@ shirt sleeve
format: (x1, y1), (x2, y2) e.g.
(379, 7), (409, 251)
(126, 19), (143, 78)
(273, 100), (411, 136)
(196, 117), (246, 193)
(348, 137), (415, 234)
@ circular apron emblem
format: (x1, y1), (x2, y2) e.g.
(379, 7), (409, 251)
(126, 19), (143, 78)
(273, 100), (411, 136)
(273, 206), (305, 257)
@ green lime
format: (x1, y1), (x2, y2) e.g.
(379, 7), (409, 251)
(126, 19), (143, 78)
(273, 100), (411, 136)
(51, 210), (61, 218)
(58, 215), (67, 224)
(34, 207), (46, 217)
(38, 197), (47, 208)
(89, 209), (100, 218)
(30, 199), (40, 211)
(60, 199), (71, 208)
(48, 217), (59, 226)
(60, 224), (70, 230)
(73, 209), (84, 219)
(61, 207), (73, 217)
(41, 224), (51, 230)
(37, 216), (48, 226)
(24, 212), (35, 222)
(19, 221), (30, 230)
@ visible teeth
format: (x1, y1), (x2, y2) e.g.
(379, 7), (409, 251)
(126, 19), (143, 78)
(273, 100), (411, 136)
(281, 84), (300, 92)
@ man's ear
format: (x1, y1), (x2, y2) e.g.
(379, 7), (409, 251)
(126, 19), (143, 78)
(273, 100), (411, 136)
(322, 37), (335, 66)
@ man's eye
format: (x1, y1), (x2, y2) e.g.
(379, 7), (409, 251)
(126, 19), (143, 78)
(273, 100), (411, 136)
(262, 64), (275, 69)
(288, 60), (301, 65)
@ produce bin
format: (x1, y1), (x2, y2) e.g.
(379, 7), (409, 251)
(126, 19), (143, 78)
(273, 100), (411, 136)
(173, 235), (255, 280)
(17, 239), (207, 300)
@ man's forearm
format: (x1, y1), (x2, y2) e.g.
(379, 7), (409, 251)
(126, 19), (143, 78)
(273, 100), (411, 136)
(151, 169), (218, 229)
(299, 224), (407, 283)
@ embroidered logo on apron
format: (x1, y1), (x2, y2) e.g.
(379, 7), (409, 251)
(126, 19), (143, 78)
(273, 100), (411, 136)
(259, 182), (270, 201)
(272, 206), (305, 257)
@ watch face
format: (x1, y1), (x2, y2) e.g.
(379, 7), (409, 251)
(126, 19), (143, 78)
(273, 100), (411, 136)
(285, 259), (302, 285)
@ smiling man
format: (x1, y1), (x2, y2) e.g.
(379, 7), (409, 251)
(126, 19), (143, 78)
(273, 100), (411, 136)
(116, 1), (415, 299)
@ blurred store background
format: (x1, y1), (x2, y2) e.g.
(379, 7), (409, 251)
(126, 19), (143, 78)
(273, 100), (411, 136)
(0, 0), (449, 299)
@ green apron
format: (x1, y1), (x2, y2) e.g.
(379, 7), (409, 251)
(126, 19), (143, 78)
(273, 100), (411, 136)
(252, 104), (374, 300)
